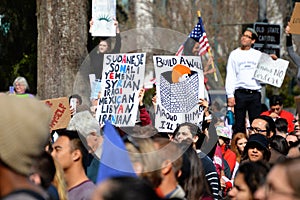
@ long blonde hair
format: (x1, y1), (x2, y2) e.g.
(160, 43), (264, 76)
(52, 158), (68, 200)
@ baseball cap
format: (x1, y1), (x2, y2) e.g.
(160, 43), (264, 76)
(246, 27), (258, 39)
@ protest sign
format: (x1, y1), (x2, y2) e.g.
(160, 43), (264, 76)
(89, 74), (96, 92)
(43, 97), (71, 131)
(90, 0), (116, 37)
(96, 53), (146, 127)
(153, 56), (205, 132)
(89, 74), (102, 100)
(289, 2), (300, 35)
(91, 80), (102, 100)
(254, 53), (289, 88)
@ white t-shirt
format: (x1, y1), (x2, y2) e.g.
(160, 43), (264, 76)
(225, 48), (262, 98)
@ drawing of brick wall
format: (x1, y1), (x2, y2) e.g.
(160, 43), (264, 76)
(160, 77), (171, 110)
(160, 73), (199, 113)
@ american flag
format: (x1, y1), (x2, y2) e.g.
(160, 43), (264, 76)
(176, 16), (210, 56)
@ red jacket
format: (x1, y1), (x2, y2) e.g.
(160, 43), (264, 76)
(261, 110), (295, 133)
(139, 107), (152, 126)
(221, 145), (236, 174)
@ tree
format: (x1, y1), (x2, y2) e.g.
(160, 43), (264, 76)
(36, 0), (89, 100)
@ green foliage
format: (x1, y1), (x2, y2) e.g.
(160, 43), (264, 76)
(0, 0), (37, 93)
(144, 87), (156, 107)
(11, 52), (37, 92)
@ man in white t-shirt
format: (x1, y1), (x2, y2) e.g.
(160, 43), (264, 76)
(225, 28), (276, 134)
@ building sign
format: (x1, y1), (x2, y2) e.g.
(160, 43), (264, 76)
(253, 23), (281, 57)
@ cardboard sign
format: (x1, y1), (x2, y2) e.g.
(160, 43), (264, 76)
(290, 2), (300, 35)
(90, 0), (116, 37)
(254, 53), (289, 88)
(43, 97), (71, 131)
(153, 56), (205, 132)
(96, 53), (146, 127)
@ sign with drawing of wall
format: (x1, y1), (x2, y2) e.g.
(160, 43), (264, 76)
(153, 56), (205, 132)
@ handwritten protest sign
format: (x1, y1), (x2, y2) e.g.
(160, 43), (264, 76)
(290, 2), (300, 35)
(90, 0), (116, 37)
(96, 53), (146, 127)
(90, 73), (102, 100)
(43, 97), (71, 131)
(153, 56), (205, 132)
(254, 53), (289, 88)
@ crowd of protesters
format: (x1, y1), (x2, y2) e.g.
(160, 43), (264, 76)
(2, 83), (300, 200)
(1, 15), (300, 200)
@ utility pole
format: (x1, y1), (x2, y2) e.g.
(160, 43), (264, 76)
(257, 0), (268, 105)
(258, 0), (268, 22)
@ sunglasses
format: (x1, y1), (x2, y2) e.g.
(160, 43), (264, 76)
(247, 127), (267, 134)
(241, 34), (252, 39)
(247, 143), (265, 151)
(271, 106), (281, 111)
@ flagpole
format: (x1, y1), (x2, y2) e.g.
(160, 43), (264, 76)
(197, 11), (218, 82)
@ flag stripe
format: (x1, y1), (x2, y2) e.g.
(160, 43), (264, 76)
(175, 16), (210, 56)
(175, 44), (184, 56)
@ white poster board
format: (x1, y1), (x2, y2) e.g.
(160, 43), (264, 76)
(96, 53), (146, 127)
(91, 0), (116, 37)
(254, 53), (289, 88)
(153, 56), (205, 132)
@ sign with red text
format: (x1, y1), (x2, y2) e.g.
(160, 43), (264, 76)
(96, 53), (146, 127)
(254, 53), (289, 88)
(290, 3), (300, 35)
(43, 97), (71, 131)
(153, 56), (205, 132)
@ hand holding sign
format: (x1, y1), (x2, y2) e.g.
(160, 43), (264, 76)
(139, 88), (145, 106)
(254, 53), (289, 88)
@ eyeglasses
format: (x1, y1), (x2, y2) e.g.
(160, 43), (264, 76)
(247, 127), (267, 134)
(271, 107), (281, 111)
(241, 34), (252, 39)
(15, 83), (25, 87)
